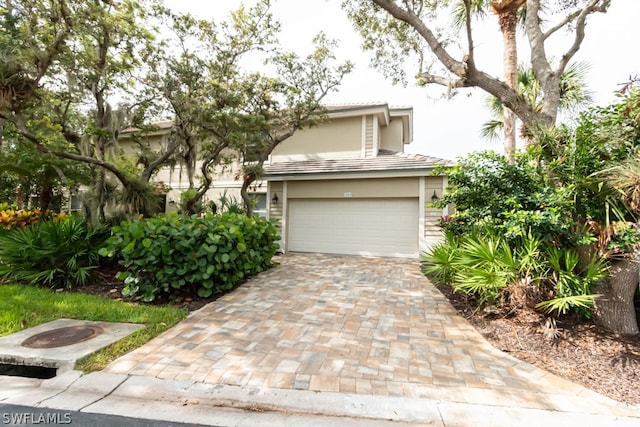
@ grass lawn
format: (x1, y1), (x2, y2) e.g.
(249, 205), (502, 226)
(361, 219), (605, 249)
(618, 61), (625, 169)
(0, 284), (188, 372)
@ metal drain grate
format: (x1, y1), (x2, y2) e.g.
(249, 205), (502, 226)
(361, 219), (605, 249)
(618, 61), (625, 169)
(21, 326), (104, 349)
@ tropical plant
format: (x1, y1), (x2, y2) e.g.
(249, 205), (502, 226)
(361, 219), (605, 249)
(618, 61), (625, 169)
(423, 229), (608, 317)
(450, 233), (519, 307)
(434, 151), (577, 243)
(0, 209), (67, 230)
(481, 62), (593, 143)
(99, 212), (280, 302)
(0, 215), (109, 288)
(208, 190), (246, 215)
(421, 231), (459, 285)
(119, 177), (162, 218)
(535, 246), (608, 317)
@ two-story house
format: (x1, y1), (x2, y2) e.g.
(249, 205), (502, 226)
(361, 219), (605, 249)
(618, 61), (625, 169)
(119, 102), (450, 258)
(264, 103), (450, 258)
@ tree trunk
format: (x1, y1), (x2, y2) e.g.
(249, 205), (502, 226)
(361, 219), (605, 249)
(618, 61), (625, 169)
(498, 7), (519, 162)
(592, 256), (640, 335)
(39, 182), (53, 212)
(240, 175), (254, 217)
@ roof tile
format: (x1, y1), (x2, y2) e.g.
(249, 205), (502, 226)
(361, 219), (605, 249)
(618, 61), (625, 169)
(264, 150), (452, 177)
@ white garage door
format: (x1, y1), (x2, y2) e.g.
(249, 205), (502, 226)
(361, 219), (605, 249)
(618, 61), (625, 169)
(288, 198), (419, 257)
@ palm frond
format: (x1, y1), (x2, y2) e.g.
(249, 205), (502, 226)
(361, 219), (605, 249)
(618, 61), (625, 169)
(480, 119), (504, 142)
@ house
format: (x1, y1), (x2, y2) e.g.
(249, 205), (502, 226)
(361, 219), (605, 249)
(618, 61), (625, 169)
(264, 103), (450, 258)
(118, 121), (265, 215)
(119, 102), (450, 258)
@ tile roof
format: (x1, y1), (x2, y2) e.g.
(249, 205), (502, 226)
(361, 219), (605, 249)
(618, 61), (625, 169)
(120, 120), (174, 134)
(322, 103), (411, 112)
(264, 150), (452, 177)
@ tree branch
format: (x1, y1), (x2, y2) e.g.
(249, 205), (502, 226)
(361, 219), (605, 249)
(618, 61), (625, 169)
(558, 0), (609, 75)
(142, 137), (181, 182)
(371, 0), (467, 77)
(464, 0), (475, 65)
(543, 10), (581, 40)
(11, 111), (131, 188)
(525, 0), (553, 86)
(416, 72), (466, 88)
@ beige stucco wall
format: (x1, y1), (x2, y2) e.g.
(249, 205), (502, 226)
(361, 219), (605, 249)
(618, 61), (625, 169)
(424, 176), (445, 240)
(118, 133), (166, 157)
(271, 116), (362, 159)
(380, 120), (404, 152)
(287, 177), (420, 199)
(269, 182), (284, 221)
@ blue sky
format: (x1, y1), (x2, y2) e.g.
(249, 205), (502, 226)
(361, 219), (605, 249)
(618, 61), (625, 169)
(163, 0), (639, 160)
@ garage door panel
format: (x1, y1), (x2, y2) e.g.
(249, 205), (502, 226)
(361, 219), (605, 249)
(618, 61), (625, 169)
(288, 199), (418, 257)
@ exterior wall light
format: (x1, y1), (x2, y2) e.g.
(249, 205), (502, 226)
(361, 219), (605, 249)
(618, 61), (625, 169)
(431, 190), (439, 203)
(271, 193), (279, 204)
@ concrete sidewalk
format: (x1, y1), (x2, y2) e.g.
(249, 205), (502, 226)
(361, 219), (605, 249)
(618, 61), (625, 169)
(1, 370), (639, 426)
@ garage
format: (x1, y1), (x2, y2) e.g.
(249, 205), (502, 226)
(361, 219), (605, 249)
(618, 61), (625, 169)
(287, 198), (419, 257)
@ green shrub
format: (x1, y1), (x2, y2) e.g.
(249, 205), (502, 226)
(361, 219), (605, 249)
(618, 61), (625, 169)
(0, 215), (110, 288)
(99, 212), (280, 301)
(536, 247), (608, 317)
(423, 228), (608, 317)
(421, 231), (459, 284)
(434, 151), (578, 244)
(450, 233), (520, 306)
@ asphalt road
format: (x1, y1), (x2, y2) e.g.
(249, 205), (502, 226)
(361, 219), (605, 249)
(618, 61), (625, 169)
(0, 404), (215, 427)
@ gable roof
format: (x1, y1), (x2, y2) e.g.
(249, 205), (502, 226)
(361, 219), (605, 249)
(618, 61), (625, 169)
(264, 150), (451, 179)
(119, 103), (413, 142)
(322, 103), (413, 144)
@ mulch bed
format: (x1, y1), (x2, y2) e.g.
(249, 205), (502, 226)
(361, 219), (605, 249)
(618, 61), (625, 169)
(435, 282), (640, 406)
(73, 265), (640, 406)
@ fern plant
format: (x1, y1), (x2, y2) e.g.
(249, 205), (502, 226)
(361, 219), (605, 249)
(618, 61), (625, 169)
(421, 231), (459, 284)
(424, 230), (548, 309)
(452, 233), (518, 306)
(536, 247), (608, 316)
(0, 215), (109, 288)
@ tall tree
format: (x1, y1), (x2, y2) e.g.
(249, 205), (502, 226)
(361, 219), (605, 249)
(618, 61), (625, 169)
(149, 1), (352, 215)
(481, 61), (593, 142)
(0, 0), (179, 220)
(342, 0), (610, 142)
(492, 0), (526, 160)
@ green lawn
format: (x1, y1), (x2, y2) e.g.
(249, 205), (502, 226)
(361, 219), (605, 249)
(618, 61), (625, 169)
(0, 284), (188, 372)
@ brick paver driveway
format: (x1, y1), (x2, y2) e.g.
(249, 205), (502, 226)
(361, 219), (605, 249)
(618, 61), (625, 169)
(106, 254), (629, 413)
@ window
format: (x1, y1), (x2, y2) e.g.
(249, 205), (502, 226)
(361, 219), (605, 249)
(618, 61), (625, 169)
(251, 193), (267, 218)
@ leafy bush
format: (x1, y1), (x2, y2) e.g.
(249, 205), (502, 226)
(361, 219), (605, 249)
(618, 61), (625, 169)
(422, 230), (606, 317)
(421, 231), (459, 285)
(0, 215), (109, 288)
(424, 231), (544, 307)
(434, 151), (578, 244)
(424, 91), (640, 327)
(536, 247), (608, 316)
(99, 212), (279, 301)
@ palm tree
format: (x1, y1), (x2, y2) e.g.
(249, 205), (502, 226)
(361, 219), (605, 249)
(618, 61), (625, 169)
(452, 0), (525, 161)
(491, 0), (526, 161)
(481, 61), (593, 143)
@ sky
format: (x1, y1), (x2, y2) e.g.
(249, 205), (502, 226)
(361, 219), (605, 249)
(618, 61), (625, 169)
(162, 0), (640, 161)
